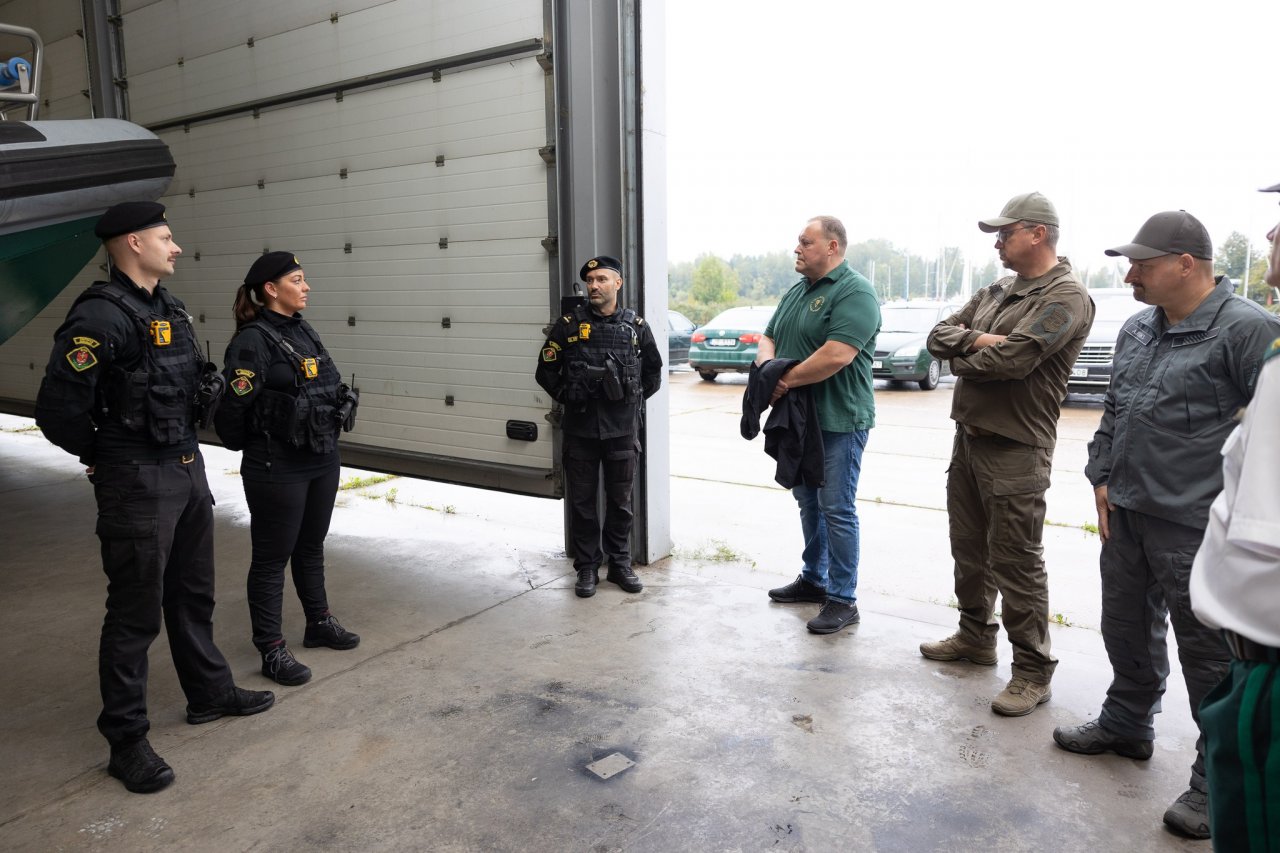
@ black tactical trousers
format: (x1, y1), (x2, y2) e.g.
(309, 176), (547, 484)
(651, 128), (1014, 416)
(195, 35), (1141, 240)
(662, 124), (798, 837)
(242, 468), (340, 650)
(564, 433), (638, 572)
(92, 454), (234, 745)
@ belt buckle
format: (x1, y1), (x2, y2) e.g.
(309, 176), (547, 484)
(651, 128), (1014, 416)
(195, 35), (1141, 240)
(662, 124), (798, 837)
(181, 452), (195, 464)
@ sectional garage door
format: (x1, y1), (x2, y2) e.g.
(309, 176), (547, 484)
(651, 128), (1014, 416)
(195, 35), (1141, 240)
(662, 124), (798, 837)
(0, 0), (560, 495)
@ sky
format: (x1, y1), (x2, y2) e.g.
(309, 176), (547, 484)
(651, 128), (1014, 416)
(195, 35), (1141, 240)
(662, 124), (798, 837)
(664, 0), (1280, 283)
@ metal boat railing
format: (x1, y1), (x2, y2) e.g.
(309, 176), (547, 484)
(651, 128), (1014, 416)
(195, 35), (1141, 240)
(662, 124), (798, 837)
(0, 22), (43, 120)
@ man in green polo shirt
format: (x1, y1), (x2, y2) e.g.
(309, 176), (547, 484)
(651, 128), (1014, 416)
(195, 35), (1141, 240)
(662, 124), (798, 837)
(761, 215), (881, 635)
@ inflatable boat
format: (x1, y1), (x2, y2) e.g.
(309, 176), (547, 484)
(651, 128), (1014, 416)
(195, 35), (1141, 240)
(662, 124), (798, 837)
(0, 119), (175, 344)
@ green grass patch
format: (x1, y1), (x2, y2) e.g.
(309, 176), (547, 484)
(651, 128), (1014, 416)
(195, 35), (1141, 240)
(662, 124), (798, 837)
(339, 473), (398, 491)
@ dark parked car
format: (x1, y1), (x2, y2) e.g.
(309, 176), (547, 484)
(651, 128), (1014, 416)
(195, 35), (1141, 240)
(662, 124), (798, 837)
(667, 310), (696, 367)
(688, 305), (776, 381)
(1067, 287), (1147, 395)
(872, 301), (959, 390)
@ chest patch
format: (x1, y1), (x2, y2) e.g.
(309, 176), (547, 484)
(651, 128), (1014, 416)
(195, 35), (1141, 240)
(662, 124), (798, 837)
(809, 296), (825, 313)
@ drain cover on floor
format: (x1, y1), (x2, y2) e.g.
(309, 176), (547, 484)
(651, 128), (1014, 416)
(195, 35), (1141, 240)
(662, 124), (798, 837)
(585, 752), (635, 780)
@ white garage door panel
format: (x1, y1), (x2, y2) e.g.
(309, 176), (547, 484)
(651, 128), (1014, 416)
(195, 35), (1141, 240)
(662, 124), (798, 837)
(157, 63), (545, 193)
(348, 422), (547, 469)
(0, 0), (81, 42)
(33, 35), (90, 109)
(119, 0), (390, 74)
(124, 0), (542, 125)
(171, 178), (547, 253)
(41, 92), (92, 120)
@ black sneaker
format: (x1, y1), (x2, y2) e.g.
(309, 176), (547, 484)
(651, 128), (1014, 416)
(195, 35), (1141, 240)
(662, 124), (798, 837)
(606, 565), (643, 593)
(108, 738), (175, 794)
(806, 600), (860, 634)
(575, 567), (598, 598)
(303, 614), (360, 650)
(186, 686), (276, 725)
(261, 644), (312, 686)
(768, 574), (827, 603)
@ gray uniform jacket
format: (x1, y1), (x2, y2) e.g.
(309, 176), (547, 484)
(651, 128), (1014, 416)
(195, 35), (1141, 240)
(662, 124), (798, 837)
(1086, 279), (1280, 529)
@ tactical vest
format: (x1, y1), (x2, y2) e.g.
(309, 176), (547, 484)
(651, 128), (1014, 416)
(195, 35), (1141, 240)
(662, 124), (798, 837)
(565, 304), (643, 401)
(242, 316), (342, 455)
(75, 281), (204, 446)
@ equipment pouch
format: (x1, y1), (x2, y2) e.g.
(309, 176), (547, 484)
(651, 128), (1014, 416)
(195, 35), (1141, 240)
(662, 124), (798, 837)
(146, 384), (188, 445)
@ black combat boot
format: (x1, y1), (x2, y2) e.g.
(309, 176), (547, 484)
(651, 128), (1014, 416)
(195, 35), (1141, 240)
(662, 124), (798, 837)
(108, 737), (175, 793)
(186, 686), (276, 724)
(261, 643), (312, 686)
(606, 565), (643, 593)
(303, 613), (360, 650)
(575, 567), (598, 598)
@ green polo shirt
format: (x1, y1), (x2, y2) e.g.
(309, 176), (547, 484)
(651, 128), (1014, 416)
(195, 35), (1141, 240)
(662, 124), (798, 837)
(765, 260), (880, 432)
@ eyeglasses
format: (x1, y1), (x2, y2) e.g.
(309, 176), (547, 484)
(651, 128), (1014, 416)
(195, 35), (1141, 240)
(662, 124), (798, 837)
(995, 225), (1037, 243)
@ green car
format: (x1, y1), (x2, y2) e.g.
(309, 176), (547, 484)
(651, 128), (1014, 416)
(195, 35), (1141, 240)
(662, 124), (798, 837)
(872, 301), (959, 390)
(688, 305), (777, 382)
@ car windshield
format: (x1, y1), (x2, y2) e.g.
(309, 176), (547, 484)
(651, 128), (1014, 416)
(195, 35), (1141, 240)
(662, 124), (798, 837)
(1093, 291), (1143, 322)
(703, 306), (775, 330)
(879, 305), (945, 333)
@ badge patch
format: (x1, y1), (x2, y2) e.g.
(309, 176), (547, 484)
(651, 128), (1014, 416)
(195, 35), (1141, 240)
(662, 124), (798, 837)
(809, 296), (826, 313)
(301, 358), (318, 379)
(72, 335), (100, 348)
(66, 345), (98, 372)
(150, 320), (171, 346)
(542, 346), (558, 362)
(231, 376), (254, 396)
(579, 322), (591, 340)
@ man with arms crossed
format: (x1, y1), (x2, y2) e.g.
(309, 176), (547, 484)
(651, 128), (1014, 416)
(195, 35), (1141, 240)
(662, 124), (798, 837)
(920, 192), (1093, 717)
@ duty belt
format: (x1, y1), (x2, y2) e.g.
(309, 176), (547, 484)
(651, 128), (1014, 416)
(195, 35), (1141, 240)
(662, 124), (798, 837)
(1223, 629), (1280, 663)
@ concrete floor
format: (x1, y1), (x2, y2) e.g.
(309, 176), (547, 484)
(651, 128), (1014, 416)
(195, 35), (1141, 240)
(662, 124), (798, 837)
(0, 413), (1206, 852)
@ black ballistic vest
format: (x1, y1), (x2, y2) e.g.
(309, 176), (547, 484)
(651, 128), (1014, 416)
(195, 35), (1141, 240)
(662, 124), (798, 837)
(567, 304), (643, 401)
(244, 317), (342, 455)
(75, 281), (204, 446)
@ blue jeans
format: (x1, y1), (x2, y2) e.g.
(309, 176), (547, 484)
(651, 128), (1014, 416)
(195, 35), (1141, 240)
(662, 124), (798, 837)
(792, 429), (868, 605)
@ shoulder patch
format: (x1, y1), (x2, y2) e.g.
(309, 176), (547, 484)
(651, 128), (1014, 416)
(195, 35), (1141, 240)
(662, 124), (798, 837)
(1030, 303), (1073, 346)
(72, 335), (100, 348)
(541, 346), (558, 363)
(230, 375), (254, 396)
(65, 345), (99, 372)
(235, 368), (255, 378)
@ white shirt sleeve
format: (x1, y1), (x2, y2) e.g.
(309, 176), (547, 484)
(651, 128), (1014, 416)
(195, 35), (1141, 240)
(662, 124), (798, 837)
(1190, 359), (1280, 646)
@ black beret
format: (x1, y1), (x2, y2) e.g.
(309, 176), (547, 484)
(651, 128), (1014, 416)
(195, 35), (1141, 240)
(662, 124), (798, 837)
(94, 201), (168, 240)
(579, 255), (623, 282)
(244, 251), (303, 286)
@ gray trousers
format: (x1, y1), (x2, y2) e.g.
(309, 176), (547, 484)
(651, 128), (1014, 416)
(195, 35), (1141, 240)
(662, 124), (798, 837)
(947, 428), (1056, 683)
(1098, 507), (1231, 792)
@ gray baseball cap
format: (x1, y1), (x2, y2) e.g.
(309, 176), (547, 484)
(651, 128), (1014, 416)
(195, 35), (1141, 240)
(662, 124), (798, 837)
(977, 191), (1059, 232)
(1104, 210), (1213, 261)
(1262, 182), (1280, 193)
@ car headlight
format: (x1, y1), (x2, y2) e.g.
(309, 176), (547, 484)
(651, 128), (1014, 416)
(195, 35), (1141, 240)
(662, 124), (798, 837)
(894, 345), (921, 358)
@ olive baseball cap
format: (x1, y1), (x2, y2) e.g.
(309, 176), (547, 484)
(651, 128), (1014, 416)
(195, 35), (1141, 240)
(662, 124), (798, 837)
(1104, 210), (1213, 260)
(977, 191), (1059, 232)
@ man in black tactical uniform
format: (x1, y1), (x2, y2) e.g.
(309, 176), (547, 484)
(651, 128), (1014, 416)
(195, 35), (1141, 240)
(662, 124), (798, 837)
(34, 202), (274, 794)
(536, 255), (663, 598)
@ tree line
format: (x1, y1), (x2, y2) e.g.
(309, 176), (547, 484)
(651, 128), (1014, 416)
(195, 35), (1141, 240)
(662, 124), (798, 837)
(669, 233), (1277, 326)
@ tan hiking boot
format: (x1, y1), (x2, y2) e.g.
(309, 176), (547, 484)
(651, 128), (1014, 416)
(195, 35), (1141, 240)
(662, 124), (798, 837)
(991, 676), (1051, 716)
(919, 632), (998, 666)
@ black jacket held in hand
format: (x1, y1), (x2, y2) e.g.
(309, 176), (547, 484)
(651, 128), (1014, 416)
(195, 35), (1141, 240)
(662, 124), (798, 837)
(741, 358), (825, 489)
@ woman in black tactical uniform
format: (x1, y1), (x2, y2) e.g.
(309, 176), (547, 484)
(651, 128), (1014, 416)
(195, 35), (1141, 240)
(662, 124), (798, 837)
(214, 252), (360, 686)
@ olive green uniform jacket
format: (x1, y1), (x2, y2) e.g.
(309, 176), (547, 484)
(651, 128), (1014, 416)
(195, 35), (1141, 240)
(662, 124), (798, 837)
(927, 258), (1094, 449)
